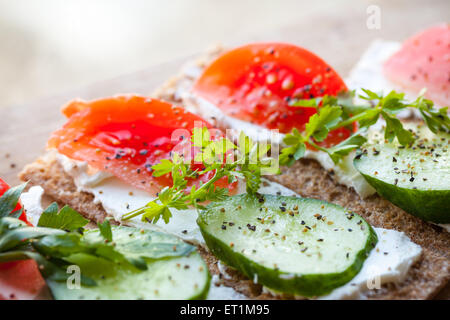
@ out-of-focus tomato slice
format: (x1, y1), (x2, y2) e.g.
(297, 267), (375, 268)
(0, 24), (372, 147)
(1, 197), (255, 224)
(48, 95), (237, 195)
(0, 260), (49, 300)
(193, 43), (352, 147)
(0, 177), (30, 225)
(383, 24), (450, 106)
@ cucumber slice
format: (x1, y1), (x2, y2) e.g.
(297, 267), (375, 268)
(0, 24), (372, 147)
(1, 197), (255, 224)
(197, 194), (377, 297)
(47, 226), (210, 300)
(354, 125), (450, 223)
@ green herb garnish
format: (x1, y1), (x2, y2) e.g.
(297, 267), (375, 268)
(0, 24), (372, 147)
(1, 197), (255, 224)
(38, 202), (89, 232)
(122, 129), (277, 224)
(281, 89), (449, 164)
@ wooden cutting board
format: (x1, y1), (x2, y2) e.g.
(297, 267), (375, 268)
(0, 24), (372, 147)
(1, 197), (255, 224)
(0, 0), (448, 299)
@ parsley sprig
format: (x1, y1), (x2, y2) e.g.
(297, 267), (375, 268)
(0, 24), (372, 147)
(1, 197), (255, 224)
(280, 89), (449, 165)
(122, 128), (277, 224)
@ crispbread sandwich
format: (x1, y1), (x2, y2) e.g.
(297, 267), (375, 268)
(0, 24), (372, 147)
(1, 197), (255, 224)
(16, 24), (450, 300)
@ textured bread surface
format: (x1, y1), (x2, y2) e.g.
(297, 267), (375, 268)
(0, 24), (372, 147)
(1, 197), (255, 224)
(19, 46), (449, 299)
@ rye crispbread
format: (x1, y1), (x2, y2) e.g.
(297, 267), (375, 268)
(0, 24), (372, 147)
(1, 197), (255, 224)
(19, 46), (450, 299)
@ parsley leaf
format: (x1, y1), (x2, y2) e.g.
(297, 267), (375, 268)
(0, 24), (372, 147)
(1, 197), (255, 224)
(381, 111), (414, 145)
(414, 93), (450, 133)
(0, 182), (28, 218)
(151, 159), (176, 177)
(359, 88), (381, 100)
(280, 128), (306, 165)
(38, 203), (89, 231)
(382, 91), (406, 112)
(305, 105), (342, 141)
(357, 108), (380, 128)
(98, 219), (113, 242)
(323, 132), (367, 164)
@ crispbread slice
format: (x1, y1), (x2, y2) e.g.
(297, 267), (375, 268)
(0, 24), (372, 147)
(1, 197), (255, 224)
(19, 46), (450, 299)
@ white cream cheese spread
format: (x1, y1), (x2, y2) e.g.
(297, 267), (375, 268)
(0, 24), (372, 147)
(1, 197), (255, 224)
(19, 185), (45, 226)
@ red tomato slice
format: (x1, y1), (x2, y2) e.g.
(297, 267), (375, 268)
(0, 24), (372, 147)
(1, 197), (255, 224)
(48, 95), (237, 195)
(383, 24), (450, 107)
(0, 178), (30, 225)
(0, 260), (49, 300)
(192, 43), (351, 146)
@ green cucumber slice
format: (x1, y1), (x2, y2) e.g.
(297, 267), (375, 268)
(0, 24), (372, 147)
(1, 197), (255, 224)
(354, 125), (450, 223)
(47, 226), (210, 300)
(197, 194), (377, 297)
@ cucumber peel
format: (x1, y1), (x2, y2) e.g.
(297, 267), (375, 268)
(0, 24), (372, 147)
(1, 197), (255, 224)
(354, 125), (450, 223)
(197, 194), (377, 297)
(47, 226), (210, 300)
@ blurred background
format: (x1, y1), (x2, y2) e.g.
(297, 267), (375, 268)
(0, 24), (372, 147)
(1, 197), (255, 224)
(0, 0), (448, 109)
